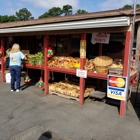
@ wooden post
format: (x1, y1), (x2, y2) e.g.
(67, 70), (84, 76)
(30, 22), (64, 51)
(79, 33), (86, 105)
(1, 37), (5, 82)
(120, 26), (131, 116)
(135, 23), (140, 71)
(44, 35), (49, 95)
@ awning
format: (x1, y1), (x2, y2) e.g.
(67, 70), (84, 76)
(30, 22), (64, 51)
(0, 16), (130, 34)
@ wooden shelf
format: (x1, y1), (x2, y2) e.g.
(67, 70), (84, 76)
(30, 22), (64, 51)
(24, 64), (107, 80)
(23, 63), (44, 70)
(48, 66), (108, 80)
(87, 72), (107, 80)
(47, 66), (76, 75)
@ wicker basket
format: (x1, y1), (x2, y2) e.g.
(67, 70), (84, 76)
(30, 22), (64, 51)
(93, 56), (113, 74)
(95, 66), (108, 74)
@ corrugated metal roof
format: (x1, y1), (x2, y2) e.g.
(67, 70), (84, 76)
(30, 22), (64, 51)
(0, 8), (139, 29)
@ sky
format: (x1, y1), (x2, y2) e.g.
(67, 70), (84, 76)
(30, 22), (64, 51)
(0, 0), (140, 19)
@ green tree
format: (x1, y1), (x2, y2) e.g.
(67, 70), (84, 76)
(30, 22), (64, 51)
(38, 7), (62, 19)
(75, 9), (88, 14)
(8, 15), (17, 22)
(16, 8), (34, 21)
(62, 5), (73, 15)
(0, 15), (9, 23)
(122, 4), (132, 9)
(47, 7), (62, 17)
(38, 12), (48, 19)
(122, 4), (140, 9)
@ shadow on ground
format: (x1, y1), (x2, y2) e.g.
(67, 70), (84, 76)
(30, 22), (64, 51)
(130, 90), (140, 120)
(20, 76), (39, 90)
(38, 131), (52, 140)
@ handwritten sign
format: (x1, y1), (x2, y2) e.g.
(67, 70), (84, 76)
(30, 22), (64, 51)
(107, 75), (127, 101)
(76, 69), (87, 78)
(91, 33), (110, 44)
(80, 40), (86, 58)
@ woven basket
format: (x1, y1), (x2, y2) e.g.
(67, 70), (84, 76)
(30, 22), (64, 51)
(93, 56), (113, 74)
(95, 66), (109, 74)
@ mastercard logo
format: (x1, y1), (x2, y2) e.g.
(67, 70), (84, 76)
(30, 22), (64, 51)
(109, 77), (125, 88)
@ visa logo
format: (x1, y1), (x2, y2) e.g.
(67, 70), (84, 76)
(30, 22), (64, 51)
(111, 90), (122, 95)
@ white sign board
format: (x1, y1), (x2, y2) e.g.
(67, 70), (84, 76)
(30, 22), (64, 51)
(91, 33), (110, 44)
(107, 75), (127, 101)
(76, 69), (87, 78)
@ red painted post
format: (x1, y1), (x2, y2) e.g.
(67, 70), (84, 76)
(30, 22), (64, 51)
(44, 35), (49, 95)
(120, 30), (131, 116)
(1, 37), (5, 82)
(79, 33), (86, 105)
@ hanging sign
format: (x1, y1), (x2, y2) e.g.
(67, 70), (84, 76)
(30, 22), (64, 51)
(80, 40), (86, 58)
(107, 75), (127, 101)
(76, 69), (87, 78)
(91, 33), (110, 44)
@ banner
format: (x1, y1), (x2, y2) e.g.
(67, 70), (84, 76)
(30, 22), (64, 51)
(91, 33), (110, 44)
(107, 75), (127, 101)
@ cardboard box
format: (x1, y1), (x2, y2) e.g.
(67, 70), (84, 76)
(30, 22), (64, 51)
(21, 50), (29, 54)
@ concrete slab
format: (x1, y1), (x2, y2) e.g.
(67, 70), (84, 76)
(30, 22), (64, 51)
(0, 78), (140, 140)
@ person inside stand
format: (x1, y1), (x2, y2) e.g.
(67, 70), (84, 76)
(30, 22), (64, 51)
(8, 43), (26, 92)
(4, 41), (14, 69)
(6, 41), (13, 51)
(37, 42), (43, 52)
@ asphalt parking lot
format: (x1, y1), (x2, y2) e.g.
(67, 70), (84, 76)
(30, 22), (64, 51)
(0, 77), (140, 140)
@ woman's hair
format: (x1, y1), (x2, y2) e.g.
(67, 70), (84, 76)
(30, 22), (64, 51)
(10, 43), (20, 53)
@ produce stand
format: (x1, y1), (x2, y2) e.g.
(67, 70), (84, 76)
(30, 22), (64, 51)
(0, 8), (140, 117)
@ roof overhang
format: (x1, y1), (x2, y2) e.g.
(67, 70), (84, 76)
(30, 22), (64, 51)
(0, 16), (130, 34)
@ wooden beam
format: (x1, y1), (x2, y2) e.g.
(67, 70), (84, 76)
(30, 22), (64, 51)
(135, 22), (140, 71)
(120, 26), (132, 117)
(0, 37), (5, 82)
(44, 35), (49, 95)
(79, 33), (86, 105)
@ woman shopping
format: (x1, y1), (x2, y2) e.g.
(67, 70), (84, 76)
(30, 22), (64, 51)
(9, 43), (26, 92)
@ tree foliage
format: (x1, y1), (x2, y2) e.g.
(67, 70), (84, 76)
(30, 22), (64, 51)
(2, 3), (140, 23)
(122, 4), (140, 9)
(8, 15), (17, 22)
(16, 8), (34, 21)
(48, 7), (62, 17)
(75, 9), (88, 14)
(0, 15), (9, 23)
(122, 4), (132, 9)
(62, 5), (73, 15)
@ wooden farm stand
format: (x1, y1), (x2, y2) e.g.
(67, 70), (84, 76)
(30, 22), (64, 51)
(0, 8), (140, 117)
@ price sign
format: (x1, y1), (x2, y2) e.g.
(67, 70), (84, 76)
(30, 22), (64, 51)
(107, 75), (127, 101)
(76, 69), (87, 78)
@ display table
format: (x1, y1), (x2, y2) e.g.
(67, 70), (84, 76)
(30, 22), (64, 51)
(23, 63), (44, 70)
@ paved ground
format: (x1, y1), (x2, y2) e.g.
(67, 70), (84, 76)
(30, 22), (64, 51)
(0, 77), (140, 140)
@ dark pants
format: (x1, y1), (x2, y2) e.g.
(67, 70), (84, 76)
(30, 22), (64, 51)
(9, 66), (21, 90)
